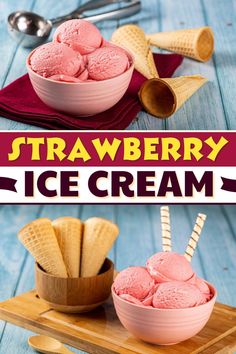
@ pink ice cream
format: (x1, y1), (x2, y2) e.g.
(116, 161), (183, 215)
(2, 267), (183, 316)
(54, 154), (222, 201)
(29, 20), (130, 83)
(53, 19), (102, 55)
(87, 47), (129, 81)
(114, 266), (155, 301)
(146, 252), (194, 283)
(113, 251), (212, 309)
(152, 281), (205, 309)
(195, 277), (212, 301)
(119, 294), (143, 305)
(29, 42), (83, 78)
(48, 75), (82, 83)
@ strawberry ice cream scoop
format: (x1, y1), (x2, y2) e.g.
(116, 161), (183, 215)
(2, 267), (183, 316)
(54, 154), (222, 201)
(146, 252), (194, 283)
(30, 42), (82, 78)
(195, 277), (212, 302)
(48, 75), (83, 83)
(119, 294), (143, 305)
(53, 19), (102, 55)
(113, 266), (155, 301)
(87, 47), (129, 81)
(153, 281), (204, 309)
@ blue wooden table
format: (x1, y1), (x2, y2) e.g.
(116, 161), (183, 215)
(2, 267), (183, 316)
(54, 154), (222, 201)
(1, 0), (236, 130)
(0, 204), (235, 353)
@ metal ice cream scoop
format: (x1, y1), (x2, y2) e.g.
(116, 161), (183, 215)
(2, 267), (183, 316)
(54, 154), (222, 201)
(7, 0), (141, 48)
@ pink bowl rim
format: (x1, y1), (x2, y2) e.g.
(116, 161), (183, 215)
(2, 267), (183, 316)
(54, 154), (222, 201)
(26, 43), (135, 86)
(112, 280), (217, 313)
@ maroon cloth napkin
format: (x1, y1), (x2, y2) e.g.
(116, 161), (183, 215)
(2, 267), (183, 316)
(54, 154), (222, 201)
(0, 54), (183, 130)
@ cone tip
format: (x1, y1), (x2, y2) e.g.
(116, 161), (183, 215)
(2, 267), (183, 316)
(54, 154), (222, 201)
(85, 217), (119, 232)
(52, 216), (82, 225)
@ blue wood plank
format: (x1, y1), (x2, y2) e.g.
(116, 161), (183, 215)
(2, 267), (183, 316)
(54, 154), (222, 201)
(0, 204), (85, 354)
(0, 0), (35, 88)
(0, 205), (41, 302)
(156, 0), (228, 130)
(0, 0), (80, 130)
(115, 205), (155, 269)
(0, 205), (41, 353)
(0, 0), (232, 130)
(185, 205), (236, 307)
(200, 0), (236, 129)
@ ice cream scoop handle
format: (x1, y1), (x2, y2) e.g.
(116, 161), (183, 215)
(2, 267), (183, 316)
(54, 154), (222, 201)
(71, 0), (128, 14)
(81, 1), (141, 23)
(50, 0), (137, 25)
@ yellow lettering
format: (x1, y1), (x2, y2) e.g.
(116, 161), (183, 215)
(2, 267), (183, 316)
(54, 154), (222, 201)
(92, 138), (121, 161)
(205, 136), (229, 161)
(184, 138), (203, 161)
(27, 138), (44, 160)
(68, 138), (91, 162)
(144, 138), (159, 160)
(8, 137), (26, 161)
(124, 138), (141, 160)
(47, 138), (66, 161)
(162, 138), (181, 161)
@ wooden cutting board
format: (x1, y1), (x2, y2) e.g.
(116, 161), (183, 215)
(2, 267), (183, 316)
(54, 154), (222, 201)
(0, 290), (236, 354)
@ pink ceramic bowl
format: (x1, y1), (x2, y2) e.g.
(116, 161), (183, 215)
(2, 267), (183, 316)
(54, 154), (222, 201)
(112, 282), (217, 345)
(26, 47), (134, 116)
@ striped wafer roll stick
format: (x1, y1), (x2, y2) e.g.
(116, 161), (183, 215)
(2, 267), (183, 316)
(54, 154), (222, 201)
(185, 213), (207, 262)
(160, 206), (172, 252)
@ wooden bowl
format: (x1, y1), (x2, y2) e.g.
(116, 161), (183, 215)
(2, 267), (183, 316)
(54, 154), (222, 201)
(35, 258), (114, 313)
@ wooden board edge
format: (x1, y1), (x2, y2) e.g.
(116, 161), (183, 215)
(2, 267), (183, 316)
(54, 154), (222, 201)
(1, 290), (235, 314)
(0, 307), (118, 354)
(1, 291), (236, 354)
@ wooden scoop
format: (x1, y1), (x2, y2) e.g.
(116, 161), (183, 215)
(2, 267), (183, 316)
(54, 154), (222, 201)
(28, 335), (74, 353)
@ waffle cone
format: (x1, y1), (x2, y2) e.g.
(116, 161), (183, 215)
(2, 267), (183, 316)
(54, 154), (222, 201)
(18, 218), (68, 277)
(147, 27), (214, 62)
(52, 217), (83, 277)
(111, 24), (159, 79)
(81, 217), (119, 277)
(139, 75), (208, 118)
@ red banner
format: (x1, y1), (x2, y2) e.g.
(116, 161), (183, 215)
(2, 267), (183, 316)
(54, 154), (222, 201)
(0, 131), (234, 166)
